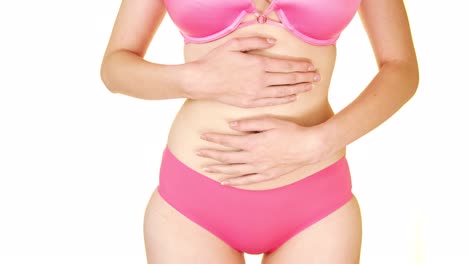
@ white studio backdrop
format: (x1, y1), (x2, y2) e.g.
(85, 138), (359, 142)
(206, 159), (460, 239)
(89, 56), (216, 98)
(0, 0), (466, 263)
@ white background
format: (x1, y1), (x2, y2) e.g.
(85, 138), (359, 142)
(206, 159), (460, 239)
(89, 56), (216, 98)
(0, 0), (466, 263)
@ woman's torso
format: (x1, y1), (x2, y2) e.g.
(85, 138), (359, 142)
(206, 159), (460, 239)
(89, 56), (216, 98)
(166, 1), (346, 190)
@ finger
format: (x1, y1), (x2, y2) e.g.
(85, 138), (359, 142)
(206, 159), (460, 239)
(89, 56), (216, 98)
(200, 133), (248, 149)
(228, 116), (282, 132)
(260, 56), (315, 73)
(202, 163), (257, 176)
(220, 173), (272, 186)
(224, 36), (276, 52)
(257, 83), (313, 99)
(197, 149), (249, 164)
(263, 71), (320, 87)
(247, 94), (297, 107)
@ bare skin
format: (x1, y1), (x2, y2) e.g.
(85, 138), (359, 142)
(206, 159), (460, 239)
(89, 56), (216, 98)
(101, 0), (418, 263)
(168, 31), (345, 191)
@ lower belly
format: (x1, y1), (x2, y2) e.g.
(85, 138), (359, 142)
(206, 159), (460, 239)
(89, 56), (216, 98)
(166, 95), (346, 191)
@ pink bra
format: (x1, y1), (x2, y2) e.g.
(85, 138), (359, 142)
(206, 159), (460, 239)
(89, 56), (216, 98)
(163, 0), (362, 45)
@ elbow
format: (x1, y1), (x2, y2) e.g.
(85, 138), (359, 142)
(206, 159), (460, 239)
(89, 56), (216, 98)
(407, 60), (419, 99)
(382, 59), (420, 100)
(100, 56), (118, 94)
(401, 61), (419, 104)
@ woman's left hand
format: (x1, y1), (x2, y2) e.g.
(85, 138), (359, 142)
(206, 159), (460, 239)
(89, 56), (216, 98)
(196, 116), (335, 186)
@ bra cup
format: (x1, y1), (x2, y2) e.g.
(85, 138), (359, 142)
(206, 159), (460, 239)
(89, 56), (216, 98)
(163, 0), (252, 37)
(278, 0), (362, 41)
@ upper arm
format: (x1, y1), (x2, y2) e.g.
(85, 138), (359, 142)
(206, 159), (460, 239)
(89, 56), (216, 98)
(102, 0), (167, 59)
(358, 0), (418, 69)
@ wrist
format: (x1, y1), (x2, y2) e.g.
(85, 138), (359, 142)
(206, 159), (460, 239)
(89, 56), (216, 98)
(303, 120), (342, 161)
(316, 117), (344, 154)
(179, 61), (202, 100)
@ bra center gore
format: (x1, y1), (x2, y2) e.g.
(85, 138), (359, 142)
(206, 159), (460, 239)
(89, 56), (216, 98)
(251, 0), (276, 14)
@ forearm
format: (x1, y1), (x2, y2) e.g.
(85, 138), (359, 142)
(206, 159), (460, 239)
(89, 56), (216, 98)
(100, 50), (191, 100)
(318, 61), (419, 151)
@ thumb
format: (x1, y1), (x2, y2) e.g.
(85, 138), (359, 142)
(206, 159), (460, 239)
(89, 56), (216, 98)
(228, 116), (282, 132)
(224, 36), (277, 52)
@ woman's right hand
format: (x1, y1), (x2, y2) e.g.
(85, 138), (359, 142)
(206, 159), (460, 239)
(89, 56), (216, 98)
(183, 36), (321, 108)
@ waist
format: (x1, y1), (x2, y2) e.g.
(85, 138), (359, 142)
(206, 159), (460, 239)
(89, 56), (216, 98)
(165, 97), (346, 191)
(168, 25), (343, 190)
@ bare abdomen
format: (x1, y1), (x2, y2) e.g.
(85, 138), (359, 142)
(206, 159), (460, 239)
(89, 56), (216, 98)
(166, 24), (346, 190)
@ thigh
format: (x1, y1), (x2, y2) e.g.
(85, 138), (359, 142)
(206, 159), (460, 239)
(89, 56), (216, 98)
(262, 195), (362, 264)
(143, 187), (246, 264)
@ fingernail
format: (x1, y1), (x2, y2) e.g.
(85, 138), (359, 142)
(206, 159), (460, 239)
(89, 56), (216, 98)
(203, 167), (213, 172)
(195, 150), (203, 156)
(229, 121), (238, 127)
(308, 65), (315, 71)
(313, 74), (321, 82)
(266, 38), (276, 43)
(200, 134), (207, 140)
(220, 181), (229, 185)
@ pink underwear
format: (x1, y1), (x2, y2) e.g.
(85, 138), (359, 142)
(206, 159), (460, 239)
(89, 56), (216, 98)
(157, 145), (353, 254)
